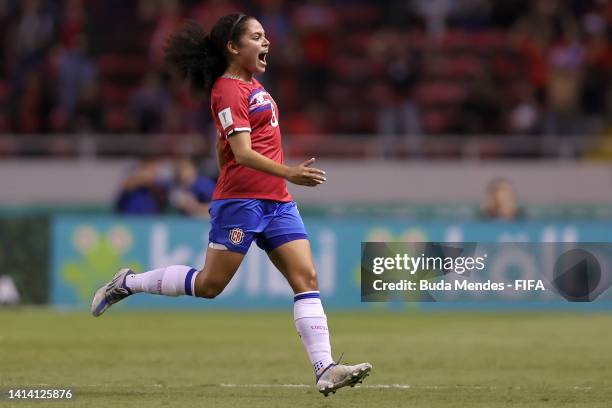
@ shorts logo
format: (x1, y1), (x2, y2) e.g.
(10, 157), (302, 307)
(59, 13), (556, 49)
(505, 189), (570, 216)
(229, 228), (245, 245)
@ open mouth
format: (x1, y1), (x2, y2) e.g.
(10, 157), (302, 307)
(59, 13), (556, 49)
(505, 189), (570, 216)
(258, 52), (267, 65)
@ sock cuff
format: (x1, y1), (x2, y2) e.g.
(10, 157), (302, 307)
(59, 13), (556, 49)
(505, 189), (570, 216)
(184, 268), (198, 296)
(294, 295), (326, 320)
(294, 291), (320, 302)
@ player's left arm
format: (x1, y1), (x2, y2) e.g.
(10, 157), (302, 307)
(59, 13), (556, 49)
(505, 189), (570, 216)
(228, 131), (326, 187)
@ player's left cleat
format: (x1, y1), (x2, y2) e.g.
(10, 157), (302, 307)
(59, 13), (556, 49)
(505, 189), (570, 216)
(90, 268), (134, 317)
(316, 362), (372, 397)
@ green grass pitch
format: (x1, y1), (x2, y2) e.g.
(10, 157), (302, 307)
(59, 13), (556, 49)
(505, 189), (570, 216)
(1, 309), (611, 407)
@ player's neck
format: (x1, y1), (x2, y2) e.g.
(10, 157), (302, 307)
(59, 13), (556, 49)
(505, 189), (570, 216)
(222, 65), (253, 83)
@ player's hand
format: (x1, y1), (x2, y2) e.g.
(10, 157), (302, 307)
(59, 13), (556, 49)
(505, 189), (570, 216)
(286, 158), (326, 187)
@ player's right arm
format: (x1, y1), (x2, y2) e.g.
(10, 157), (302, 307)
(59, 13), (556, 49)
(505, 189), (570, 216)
(215, 136), (226, 172)
(228, 131), (326, 187)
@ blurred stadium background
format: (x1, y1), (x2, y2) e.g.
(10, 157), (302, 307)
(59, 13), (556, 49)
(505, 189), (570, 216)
(1, 0), (612, 407)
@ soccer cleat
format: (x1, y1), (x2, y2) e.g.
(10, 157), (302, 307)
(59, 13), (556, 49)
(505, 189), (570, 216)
(90, 268), (134, 317)
(316, 362), (372, 396)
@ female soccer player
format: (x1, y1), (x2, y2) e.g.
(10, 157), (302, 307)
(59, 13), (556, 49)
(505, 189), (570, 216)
(91, 13), (371, 396)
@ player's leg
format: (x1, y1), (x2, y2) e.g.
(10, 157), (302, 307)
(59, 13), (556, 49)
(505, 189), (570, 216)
(90, 247), (245, 317)
(266, 239), (371, 395)
(266, 239), (332, 372)
(258, 202), (371, 395)
(124, 245), (245, 299)
(91, 199), (259, 316)
(193, 246), (244, 298)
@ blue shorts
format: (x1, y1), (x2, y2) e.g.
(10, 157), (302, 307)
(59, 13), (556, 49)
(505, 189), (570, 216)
(208, 199), (308, 254)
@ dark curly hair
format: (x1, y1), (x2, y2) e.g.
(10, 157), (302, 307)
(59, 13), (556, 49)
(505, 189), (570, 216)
(164, 14), (251, 96)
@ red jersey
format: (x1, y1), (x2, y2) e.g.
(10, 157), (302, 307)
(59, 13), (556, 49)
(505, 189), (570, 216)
(210, 77), (292, 202)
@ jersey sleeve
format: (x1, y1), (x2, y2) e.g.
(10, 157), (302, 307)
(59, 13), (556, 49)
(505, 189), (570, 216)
(211, 81), (251, 138)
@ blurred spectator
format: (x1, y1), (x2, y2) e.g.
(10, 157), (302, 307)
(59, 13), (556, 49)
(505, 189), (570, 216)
(448, 0), (492, 30)
(55, 35), (97, 115)
(374, 34), (421, 150)
(414, 0), (452, 40)
(256, 0), (291, 54)
(513, 0), (579, 46)
(129, 72), (170, 133)
(115, 157), (170, 215)
(254, 0), (293, 94)
(0, 0), (610, 141)
(292, 0), (336, 100)
(138, 0), (158, 22)
(72, 82), (104, 133)
(0, 0), (11, 80)
(59, 0), (85, 48)
(149, 0), (182, 67)
(480, 178), (523, 220)
(169, 76), (209, 133)
(0, 81), (8, 132)
(511, 0), (579, 94)
(14, 70), (53, 133)
(170, 157), (216, 217)
(160, 101), (187, 134)
(190, 0), (241, 31)
(507, 80), (541, 134)
(8, 0), (56, 91)
(284, 101), (328, 135)
(545, 40), (585, 135)
(581, 8), (612, 133)
(455, 76), (503, 134)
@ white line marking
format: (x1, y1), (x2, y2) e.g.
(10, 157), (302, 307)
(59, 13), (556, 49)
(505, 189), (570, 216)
(220, 384), (410, 389)
(20, 383), (596, 391)
(221, 384), (309, 388)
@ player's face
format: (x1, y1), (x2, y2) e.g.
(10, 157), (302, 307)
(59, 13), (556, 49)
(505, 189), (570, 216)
(234, 19), (270, 75)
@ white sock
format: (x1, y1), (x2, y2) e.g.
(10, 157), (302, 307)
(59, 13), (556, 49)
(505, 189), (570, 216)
(294, 291), (334, 376)
(125, 265), (199, 296)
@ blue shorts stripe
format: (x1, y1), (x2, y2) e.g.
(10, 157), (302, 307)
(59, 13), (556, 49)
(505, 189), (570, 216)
(294, 291), (320, 302)
(185, 268), (197, 296)
(259, 232), (308, 253)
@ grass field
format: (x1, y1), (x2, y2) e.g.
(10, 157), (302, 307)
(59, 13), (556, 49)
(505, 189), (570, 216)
(1, 309), (611, 407)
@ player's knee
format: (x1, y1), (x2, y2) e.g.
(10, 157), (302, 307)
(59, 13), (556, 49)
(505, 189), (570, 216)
(299, 266), (318, 291)
(194, 280), (226, 299)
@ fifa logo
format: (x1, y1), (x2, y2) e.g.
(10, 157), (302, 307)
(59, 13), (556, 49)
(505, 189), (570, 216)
(229, 228), (245, 245)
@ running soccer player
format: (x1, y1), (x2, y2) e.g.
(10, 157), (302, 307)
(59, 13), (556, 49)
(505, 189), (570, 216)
(91, 14), (371, 396)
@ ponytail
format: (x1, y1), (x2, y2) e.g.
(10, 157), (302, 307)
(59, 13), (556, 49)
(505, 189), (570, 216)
(164, 21), (225, 96)
(164, 14), (250, 97)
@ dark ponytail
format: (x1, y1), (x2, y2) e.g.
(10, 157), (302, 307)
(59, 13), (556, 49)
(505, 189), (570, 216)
(164, 14), (250, 97)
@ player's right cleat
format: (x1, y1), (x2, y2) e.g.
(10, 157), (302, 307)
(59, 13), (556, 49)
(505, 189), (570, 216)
(316, 362), (372, 396)
(90, 268), (134, 317)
